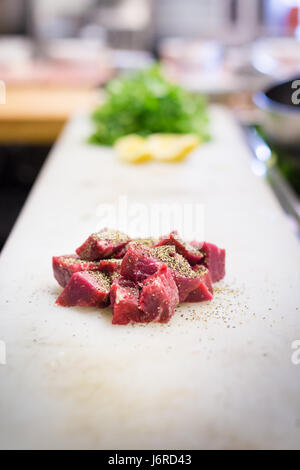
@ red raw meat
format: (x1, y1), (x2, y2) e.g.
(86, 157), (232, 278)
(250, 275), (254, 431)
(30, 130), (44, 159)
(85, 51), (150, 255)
(151, 246), (202, 302)
(200, 242), (225, 282)
(114, 238), (157, 259)
(52, 228), (226, 325)
(120, 243), (161, 283)
(110, 277), (142, 325)
(139, 265), (179, 323)
(184, 265), (213, 302)
(114, 246), (128, 259)
(99, 258), (122, 274)
(121, 244), (204, 302)
(154, 231), (203, 266)
(76, 228), (130, 261)
(52, 254), (100, 287)
(56, 271), (111, 308)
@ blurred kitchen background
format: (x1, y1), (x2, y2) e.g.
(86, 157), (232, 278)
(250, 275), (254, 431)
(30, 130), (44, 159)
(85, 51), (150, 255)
(1, 0), (300, 249)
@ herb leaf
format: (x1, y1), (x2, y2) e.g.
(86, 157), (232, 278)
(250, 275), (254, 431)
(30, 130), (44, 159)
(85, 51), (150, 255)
(89, 65), (210, 146)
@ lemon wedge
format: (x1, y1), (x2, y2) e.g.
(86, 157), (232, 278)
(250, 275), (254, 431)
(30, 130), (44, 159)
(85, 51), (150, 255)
(146, 134), (200, 162)
(114, 135), (151, 163)
(114, 133), (201, 163)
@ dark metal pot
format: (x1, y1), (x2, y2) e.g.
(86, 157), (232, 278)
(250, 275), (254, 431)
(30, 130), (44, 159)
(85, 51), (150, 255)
(254, 78), (300, 150)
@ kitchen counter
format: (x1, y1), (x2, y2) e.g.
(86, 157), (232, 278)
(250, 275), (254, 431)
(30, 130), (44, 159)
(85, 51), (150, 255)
(0, 106), (299, 449)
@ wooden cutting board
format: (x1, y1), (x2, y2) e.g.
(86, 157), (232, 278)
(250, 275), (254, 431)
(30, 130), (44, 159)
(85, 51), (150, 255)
(0, 86), (99, 144)
(0, 106), (299, 450)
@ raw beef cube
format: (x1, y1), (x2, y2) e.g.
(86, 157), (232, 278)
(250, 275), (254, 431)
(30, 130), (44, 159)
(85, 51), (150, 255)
(200, 242), (226, 282)
(99, 258), (122, 274)
(109, 271), (122, 284)
(76, 228), (130, 261)
(139, 265), (179, 323)
(56, 271), (111, 308)
(110, 277), (142, 325)
(120, 243), (161, 283)
(113, 238), (157, 259)
(52, 254), (100, 288)
(154, 231), (203, 266)
(121, 243), (201, 302)
(151, 246), (202, 302)
(114, 245), (128, 259)
(192, 264), (214, 286)
(184, 265), (213, 302)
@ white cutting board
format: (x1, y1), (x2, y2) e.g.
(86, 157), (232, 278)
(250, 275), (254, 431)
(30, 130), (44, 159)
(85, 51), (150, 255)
(0, 106), (299, 450)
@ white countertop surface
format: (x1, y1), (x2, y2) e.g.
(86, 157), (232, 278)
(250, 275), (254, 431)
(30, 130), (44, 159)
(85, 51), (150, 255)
(0, 106), (299, 450)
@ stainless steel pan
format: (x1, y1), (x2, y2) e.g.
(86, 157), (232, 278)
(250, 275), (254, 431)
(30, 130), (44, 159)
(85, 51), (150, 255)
(253, 78), (300, 150)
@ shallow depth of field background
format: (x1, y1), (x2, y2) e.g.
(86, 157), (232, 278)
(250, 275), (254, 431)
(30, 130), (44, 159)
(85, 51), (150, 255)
(0, 0), (300, 249)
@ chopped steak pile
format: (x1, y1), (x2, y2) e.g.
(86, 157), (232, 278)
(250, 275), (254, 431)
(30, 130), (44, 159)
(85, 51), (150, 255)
(52, 229), (226, 324)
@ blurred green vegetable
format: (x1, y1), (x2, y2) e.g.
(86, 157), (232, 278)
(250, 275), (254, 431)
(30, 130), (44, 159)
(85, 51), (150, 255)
(89, 65), (210, 146)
